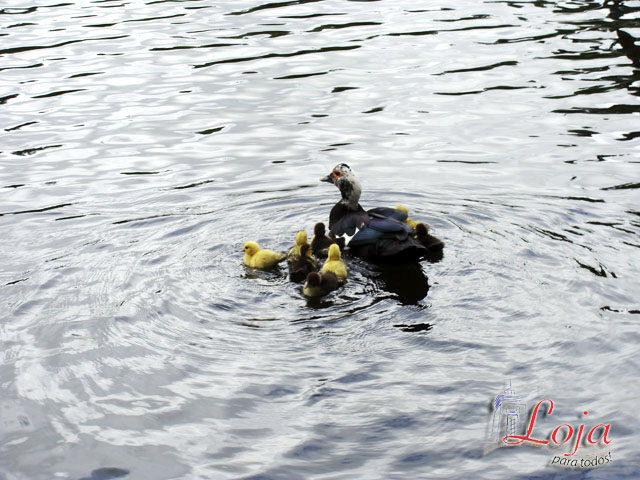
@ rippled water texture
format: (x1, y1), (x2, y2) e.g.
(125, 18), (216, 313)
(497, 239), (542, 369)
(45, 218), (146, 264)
(1, 1), (640, 479)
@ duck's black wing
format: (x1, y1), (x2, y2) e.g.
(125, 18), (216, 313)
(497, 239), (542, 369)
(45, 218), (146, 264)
(349, 212), (427, 263)
(367, 207), (407, 222)
(329, 202), (369, 236)
(349, 214), (412, 245)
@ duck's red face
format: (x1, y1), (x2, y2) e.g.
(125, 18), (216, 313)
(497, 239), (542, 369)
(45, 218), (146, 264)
(320, 163), (361, 209)
(320, 164), (350, 184)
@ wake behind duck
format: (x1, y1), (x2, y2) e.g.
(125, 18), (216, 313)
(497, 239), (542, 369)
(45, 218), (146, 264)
(321, 163), (442, 263)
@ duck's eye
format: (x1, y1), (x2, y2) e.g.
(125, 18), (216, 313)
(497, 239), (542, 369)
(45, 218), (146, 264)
(333, 170), (343, 178)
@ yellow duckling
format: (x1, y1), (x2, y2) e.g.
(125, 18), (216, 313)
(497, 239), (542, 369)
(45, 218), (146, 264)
(395, 205), (420, 230)
(320, 243), (347, 283)
(242, 241), (286, 269)
(287, 230), (308, 259)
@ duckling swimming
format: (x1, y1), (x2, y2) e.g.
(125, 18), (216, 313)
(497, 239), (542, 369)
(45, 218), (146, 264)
(303, 271), (339, 297)
(395, 205), (420, 230)
(311, 223), (332, 257)
(415, 223), (444, 253)
(310, 222), (345, 257)
(242, 241), (286, 269)
(288, 230), (308, 260)
(288, 244), (319, 282)
(321, 243), (348, 283)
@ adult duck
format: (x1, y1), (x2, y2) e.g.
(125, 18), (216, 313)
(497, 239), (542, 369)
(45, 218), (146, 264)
(320, 164), (429, 263)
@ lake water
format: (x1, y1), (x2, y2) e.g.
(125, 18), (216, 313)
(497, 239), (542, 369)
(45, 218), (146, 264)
(1, 1), (639, 479)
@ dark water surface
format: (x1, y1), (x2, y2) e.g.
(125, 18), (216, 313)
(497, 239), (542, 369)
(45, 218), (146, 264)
(1, 1), (639, 479)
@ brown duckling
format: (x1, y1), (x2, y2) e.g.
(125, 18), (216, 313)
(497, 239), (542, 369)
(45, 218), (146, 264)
(415, 223), (444, 253)
(303, 271), (339, 297)
(288, 244), (319, 282)
(311, 222), (345, 257)
(311, 222), (333, 257)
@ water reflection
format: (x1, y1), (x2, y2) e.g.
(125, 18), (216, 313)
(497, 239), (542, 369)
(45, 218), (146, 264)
(77, 468), (129, 480)
(548, 0), (640, 113)
(616, 29), (640, 69)
(375, 262), (430, 305)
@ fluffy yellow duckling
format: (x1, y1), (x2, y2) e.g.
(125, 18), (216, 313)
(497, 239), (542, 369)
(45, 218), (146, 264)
(242, 241), (286, 269)
(320, 243), (347, 283)
(395, 205), (420, 230)
(287, 230), (308, 259)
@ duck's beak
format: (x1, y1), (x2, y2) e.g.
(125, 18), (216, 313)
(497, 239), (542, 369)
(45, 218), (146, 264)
(320, 173), (333, 183)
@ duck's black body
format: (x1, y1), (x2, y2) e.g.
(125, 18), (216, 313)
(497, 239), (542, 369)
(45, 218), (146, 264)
(348, 208), (429, 262)
(322, 164), (430, 263)
(328, 202), (369, 237)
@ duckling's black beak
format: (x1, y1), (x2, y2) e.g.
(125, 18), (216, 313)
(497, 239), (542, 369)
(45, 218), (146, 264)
(320, 173), (333, 183)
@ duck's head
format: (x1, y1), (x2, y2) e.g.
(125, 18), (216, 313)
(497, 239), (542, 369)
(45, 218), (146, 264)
(321, 163), (361, 209)
(242, 241), (260, 256)
(313, 222), (326, 237)
(295, 230), (308, 246)
(327, 243), (342, 260)
(305, 271), (321, 288)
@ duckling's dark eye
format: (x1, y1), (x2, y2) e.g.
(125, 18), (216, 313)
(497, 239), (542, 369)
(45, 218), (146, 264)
(333, 170), (343, 178)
